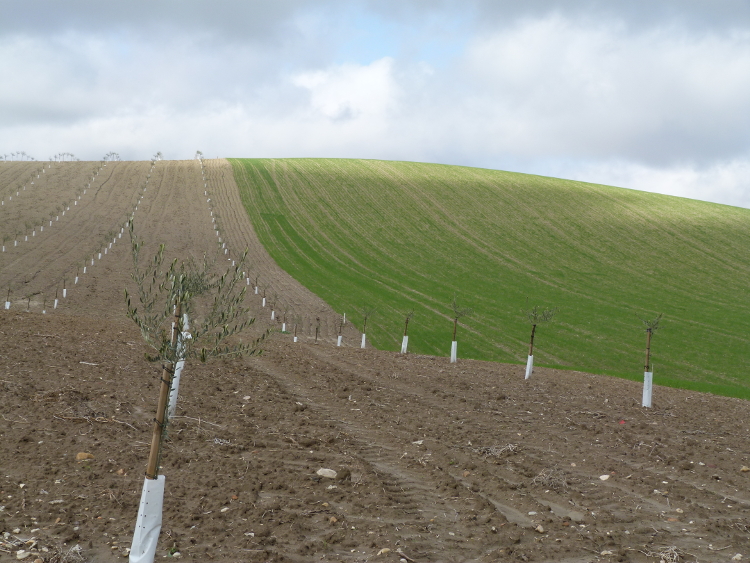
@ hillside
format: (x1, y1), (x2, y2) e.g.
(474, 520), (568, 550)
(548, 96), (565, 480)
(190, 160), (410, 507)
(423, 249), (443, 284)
(231, 158), (750, 398)
(1, 159), (750, 562)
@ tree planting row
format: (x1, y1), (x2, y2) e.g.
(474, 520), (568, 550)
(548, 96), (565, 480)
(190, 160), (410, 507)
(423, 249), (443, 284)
(0, 158), (156, 312)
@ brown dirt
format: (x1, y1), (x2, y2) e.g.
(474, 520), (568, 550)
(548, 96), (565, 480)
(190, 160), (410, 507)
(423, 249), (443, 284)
(0, 160), (749, 563)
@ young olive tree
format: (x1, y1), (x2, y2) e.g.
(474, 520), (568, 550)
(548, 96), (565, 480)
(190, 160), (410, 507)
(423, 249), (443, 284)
(449, 294), (473, 362)
(639, 313), (663, 373)
(125, 224), (268, 562)
(400, 309), (415, 353)
(125, 223), (267, 478)
(359, 306), (376, 348)
(638, 313), (663, 408)
(523, 304), (558, 379)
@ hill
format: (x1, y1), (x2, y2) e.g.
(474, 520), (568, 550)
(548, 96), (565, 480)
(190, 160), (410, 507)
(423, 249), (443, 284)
(2, 159), (750, 562)
(231, 158), (750, 398)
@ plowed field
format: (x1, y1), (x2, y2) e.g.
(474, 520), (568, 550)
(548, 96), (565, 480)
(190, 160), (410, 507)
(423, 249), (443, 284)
(1, 160), (749, 563)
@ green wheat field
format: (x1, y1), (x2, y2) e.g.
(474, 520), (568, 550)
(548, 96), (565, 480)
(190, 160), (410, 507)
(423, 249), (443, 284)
(231, 158), (750, 399)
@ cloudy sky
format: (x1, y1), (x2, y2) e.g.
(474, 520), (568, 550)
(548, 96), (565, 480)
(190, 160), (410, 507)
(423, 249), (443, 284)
(2, 1), (749, 206)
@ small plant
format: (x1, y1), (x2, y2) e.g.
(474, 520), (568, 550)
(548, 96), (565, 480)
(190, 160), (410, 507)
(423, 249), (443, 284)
(639, 313), (663, 372)
(400, 308), (414, 353)
(449, 294), (472, 342)
(359, 306), (376, 348)
(360, 306), (376, 334)
(403, 309), (414, 337)
(125, 222), (269, 559)
(524, 303), (558, 357)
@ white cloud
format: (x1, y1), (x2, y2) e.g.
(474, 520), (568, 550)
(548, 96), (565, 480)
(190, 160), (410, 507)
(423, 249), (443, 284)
(291, 58), (398, 123)
(458, 15), (750, 163)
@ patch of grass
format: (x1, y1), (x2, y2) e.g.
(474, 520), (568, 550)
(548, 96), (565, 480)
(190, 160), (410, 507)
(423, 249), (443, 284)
(230, 158), (750, 399)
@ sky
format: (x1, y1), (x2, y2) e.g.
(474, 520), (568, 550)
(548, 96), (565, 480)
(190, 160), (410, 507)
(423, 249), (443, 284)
(1, 0), (750, 207)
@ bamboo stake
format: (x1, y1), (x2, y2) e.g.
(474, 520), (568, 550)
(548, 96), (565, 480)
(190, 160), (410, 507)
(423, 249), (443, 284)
(145, 302), (181, 480)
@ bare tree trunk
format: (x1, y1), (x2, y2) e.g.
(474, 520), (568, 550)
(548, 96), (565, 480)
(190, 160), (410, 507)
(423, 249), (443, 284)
(145, 303), (181, 479)
(452, 318), (458, 341)
(528, 324), (537, 356)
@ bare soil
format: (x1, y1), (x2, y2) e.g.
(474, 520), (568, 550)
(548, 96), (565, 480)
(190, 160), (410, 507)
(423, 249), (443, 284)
(0, 161), (749, 563)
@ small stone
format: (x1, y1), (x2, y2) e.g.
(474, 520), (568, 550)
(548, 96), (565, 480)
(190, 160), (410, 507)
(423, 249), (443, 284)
(116, 469), (125, 475)
(322, 502), (329, 507)
(316, 468), (337, 479)
(244, 532), (254, 537)
(16, 551), (30, 560)
(462, 470), (470, 477)
(741, 466), (750, 473)
(535, 525), (545, 533)
(599, 474), (610, 481)
(220, 507), (229, 513)
(675, 508), (684, 513)
(600, 551), (614, 556)
(13, 528), (20, 533)
(34, 559), (43, 563)
(731, 555), (742, 561)
(76, 452), (94, 461)
(377, 548), (391, 556)
(570, 463), (576, 467)
(231, 495), (238, 500)
(329, 516), (338, 524)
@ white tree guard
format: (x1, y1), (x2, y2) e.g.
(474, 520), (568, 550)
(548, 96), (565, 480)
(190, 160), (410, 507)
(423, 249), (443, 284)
(271, 310), (275, 320)
(168, 315), (191, 420)
(4, 301), (9, 310)
(74, 276), (78, 285)
(129, 475), (165, 563)
(337, 335), (342, 346)
(293, 336), (298, 343)
(62, 289), (67, 298)
(262, 298), (266, 307)
(254, 286), (258, 294)
(53, 299), (58, 309)
(525, 355), (534, 379)
(401, 335), (409, 354)
(642, 371), (653, 408)
(450, 340), (457, 363)
(282, 323), (286, 332)
(343, 313), (346, 324)
(361, 334), (367, 348)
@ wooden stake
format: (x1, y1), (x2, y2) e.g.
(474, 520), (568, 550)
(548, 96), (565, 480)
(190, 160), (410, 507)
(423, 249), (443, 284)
(145, 302), (181, 480)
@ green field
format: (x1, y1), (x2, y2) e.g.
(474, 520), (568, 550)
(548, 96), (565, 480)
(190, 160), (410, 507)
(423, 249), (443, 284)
(230, 158), (750, 399)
